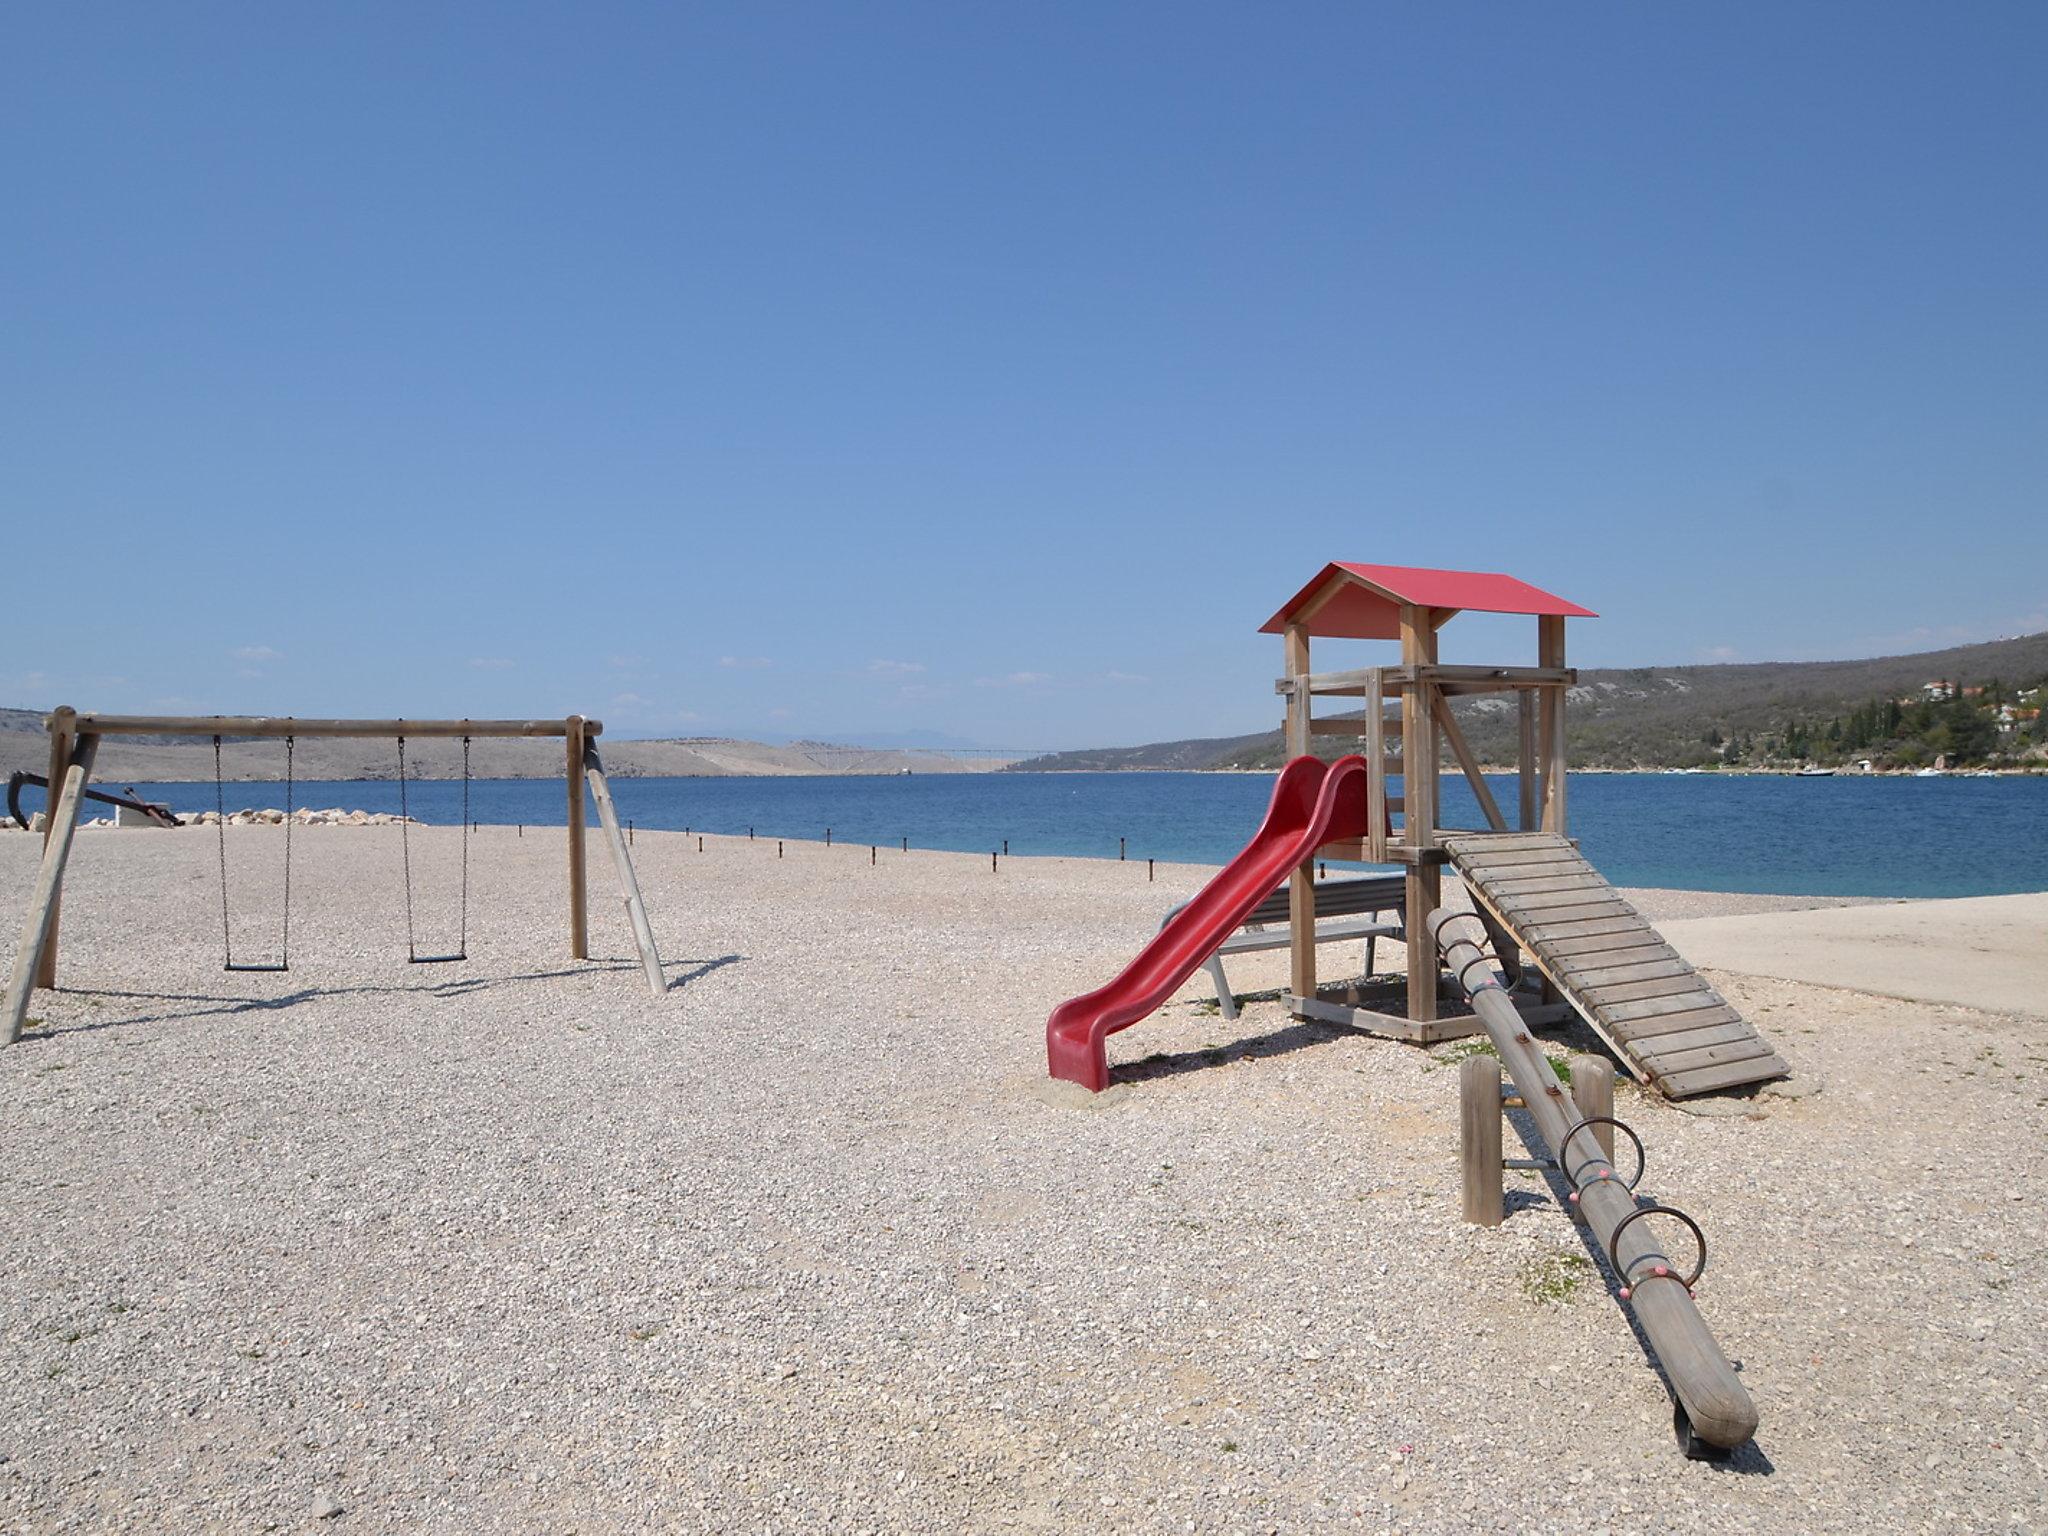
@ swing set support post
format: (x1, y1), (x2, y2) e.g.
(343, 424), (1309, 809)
(583, 743), (664, 996)
(36, 706), (76, 988)
(566, 715), (588, 960)
(5, 732), (100, 1044)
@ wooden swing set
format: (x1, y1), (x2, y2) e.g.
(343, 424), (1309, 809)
(3, 709), (665, 1047)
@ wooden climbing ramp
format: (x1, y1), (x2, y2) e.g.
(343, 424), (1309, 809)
(1440, 832), (1788, 1098)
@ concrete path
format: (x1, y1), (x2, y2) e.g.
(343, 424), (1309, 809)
(1661, 891), (2048, 1020)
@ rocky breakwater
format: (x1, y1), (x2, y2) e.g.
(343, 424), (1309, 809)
(190, 808), (418, 827)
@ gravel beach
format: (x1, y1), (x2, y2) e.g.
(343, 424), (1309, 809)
(2, 824), (2042, 1533)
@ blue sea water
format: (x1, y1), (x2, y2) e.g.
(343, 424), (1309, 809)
(119, 771), (2048, 899)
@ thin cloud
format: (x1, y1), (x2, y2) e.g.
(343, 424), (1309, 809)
(232, 645), (283, 663)
(612, 692), (653, 708)
(1697, 646), (1739, 663)
(720, 656), (773, 670)
(470, 656), (516, 670)
(608, 653), (648, 670)
(1103, 670), (1149, 684)
(868, 659), (926, 676)
(976, 671), (1052, 689)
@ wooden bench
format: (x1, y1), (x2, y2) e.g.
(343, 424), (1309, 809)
(1166, 874), (1408, 1022)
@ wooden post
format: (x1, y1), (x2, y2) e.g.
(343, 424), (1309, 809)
(36, 708), (76, 988)
(1570, 1054), (1615, 1159)
(1283, 623), (1316, 1008)
(1401, 606), (1440, 1022)
(4, 734), (100, 1046)
(1460, 1053), (1504, 1226)
(1538, 617), (1568, 833)
(582, 745), (665, 997)
(1364, 668), (1387, 863)
(1517, 690), (1537, 832)
(566, 715), (588, 960)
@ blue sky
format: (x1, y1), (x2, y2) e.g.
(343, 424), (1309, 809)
(6, 4), (2044, 749)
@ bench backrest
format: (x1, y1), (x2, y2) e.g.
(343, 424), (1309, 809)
(1164, 873), (1407, 933)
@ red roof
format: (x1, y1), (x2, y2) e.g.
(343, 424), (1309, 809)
(1259, 562), (1597, 640)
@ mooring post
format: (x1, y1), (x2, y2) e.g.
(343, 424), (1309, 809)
(1148, 858), (1155, 882)
(1119, 836), (1125, 861)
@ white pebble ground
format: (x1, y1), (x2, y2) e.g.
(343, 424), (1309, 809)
(1, 825), (2043, 1533)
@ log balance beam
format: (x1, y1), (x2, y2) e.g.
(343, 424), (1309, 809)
(1429, 907), (1760, 1457)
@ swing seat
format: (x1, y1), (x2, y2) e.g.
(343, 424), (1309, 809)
(223, 961), (290, 974)
(408, 952), (467, 965)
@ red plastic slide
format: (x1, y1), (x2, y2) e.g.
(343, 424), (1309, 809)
(1045, 754), (1371, 1091)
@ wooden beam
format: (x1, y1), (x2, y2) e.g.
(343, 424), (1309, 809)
(1364, 666), (1387, 863)
(1538, 617), (1568, 832)
(37, 707), (75, 988)
(1401, 606), (1438, 1022)
(4, 733), (100, 1046)
(1284, 624), (1315, 1004)
(1431, 684), (1508, 832)
(62, 715), (603, 739)
(1292, 570), (1355, 628)
(1517, 691), (1537, 832)
(1379, 664), (1574, 688)
(582, 745), (665, 997)
(567, 716), (589, 960)
(1307, 714), (1400, 738)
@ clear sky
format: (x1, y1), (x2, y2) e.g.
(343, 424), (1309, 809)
(6, 4), (2045, 749)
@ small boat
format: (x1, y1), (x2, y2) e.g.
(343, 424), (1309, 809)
(1793, 766), (1835, 777)
(1913, 767), (1945, 777)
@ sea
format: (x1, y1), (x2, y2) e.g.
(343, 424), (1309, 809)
(113, 771), (2048, 900)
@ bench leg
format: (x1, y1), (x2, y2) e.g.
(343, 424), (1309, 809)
(1206, 954), (1238, 1022)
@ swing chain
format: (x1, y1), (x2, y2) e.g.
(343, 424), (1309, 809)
(459, 735), (470, 955)
(281, 734), (293, 967)
(215, 735), (232, 967)
(398, 734), (417, 962)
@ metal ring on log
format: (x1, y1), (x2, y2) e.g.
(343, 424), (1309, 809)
(1558, 1114), (1645, 1192)
(1454, 951), (1504, 994)
(1606, 1204), (1707, 1296)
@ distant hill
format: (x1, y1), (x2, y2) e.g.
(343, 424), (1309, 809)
(1012, 630), (2048, 772)
(0, 710), (1018, 780)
